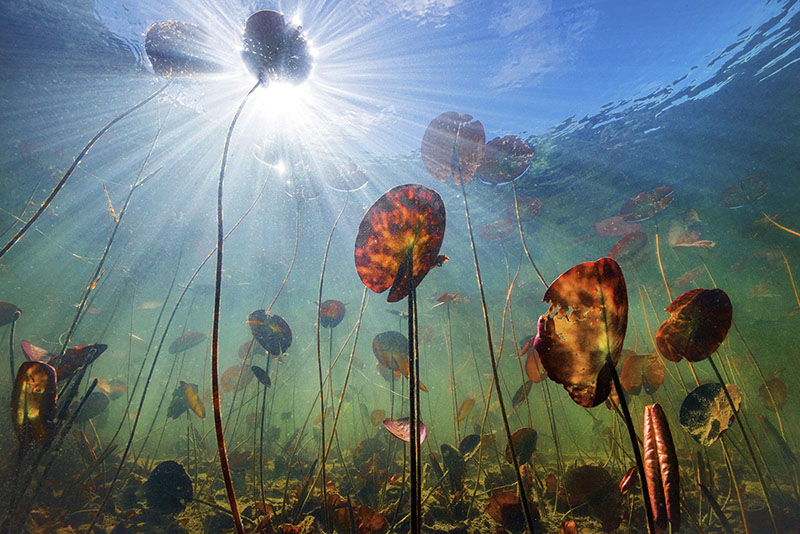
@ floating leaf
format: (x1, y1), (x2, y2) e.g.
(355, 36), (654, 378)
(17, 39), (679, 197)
(221, 364), (253, 392)
(620, 351), (665, 395)
(143, 460), (193, 514)
(324, 160), (369, 192)
(656, 289), (732, 363)
(512, 380), (533, 409)
(619, 466), (638, 495)
(421, 112), (485, 185)
(145, 21), (222, 77)
(319, 299), (346, 328)
(520, 336), (546, 383)
(505, 427), (537, 464)
(251, 365), (271, 387)
(354, 184), (446, 302)
(248, 310), (292, 355)
(509, 196), (542, 221)
(476, 135), (533, 185)
(11, 361), (57, 447)
(457, 397), (475, 422)
(619, 186), (674, 222)
(479, 219), (515, 241)
(608, 231), (648, 263)
(534, 258), (628, 407)
(643, 403), (680, 532)
(383, 417), (426, 444)
(721, 174), (767, 209)
(0, 302), (21, 327)
(168, 332), (206, 354)
(241, 10), (312, 85)
(680, 383), (740, 446)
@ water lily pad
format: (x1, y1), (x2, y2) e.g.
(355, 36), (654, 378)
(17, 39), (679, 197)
(512, 380), (533, 409)
(354, 184), (446, 303)
(619, 186), (674, 222)
(520, 335), (546, 383)
(505, 427), (537, 464)
(457, 397), (475, 422)
(594, 215), (641, 238)
(248, 310), (292, 355)
(145, 21), (222, 77)
(620, 351), (665, 395)
(11, 361), (57, 447)
(324, 160), (369, 192)
(168, 332), (206, 354)
(758, 376), (786, 412)
(143, 460), (193, 514)
(0, 302), (21, 327)
(485, 490), (539, 532)
(421, 112), (485, 185)
(383, 417), (426, 444)
(241, 10), (313, 85)
(656, 289), (732, 363)
(721, 174), (767, 209)
(643, 403), (680, 532)
(479, 219), (515, 241)
(319, 299), (346, 328)
(251, 365), (271, 387)
(680, 383), (741, 446)
(608, 231), (648, 263)
(534, 258), (628, 407)
(441, 443), (467, 493)
(476, 135), (533, 185)
(458, 434), (481, 457)
(74, 391), (110, 423)
(508, 196), (542, 222)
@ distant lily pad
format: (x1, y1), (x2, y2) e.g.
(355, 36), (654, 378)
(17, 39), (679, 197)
(680, 383), (741, 446)
(0, 302), (21, 327)
(421, 112), (485, 185)
(168, 332), (206, 354)
(619, 186), (674, 222)
(505, 427), (537, 464)
(11, 361), (57, 447)
(383, 417), (426, 444)
(248, 310), (292, 355)
(476, 135), (533, 185)
(319, 299), (345, 328)
(656, 289), (732, 363)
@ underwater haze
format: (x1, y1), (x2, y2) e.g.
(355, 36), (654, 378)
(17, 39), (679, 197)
(1, 1), (799, 533)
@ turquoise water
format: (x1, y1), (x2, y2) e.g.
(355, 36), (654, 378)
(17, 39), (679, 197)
(1, 1), (799, 533)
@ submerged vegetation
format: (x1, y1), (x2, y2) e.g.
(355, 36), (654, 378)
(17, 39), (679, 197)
(1, 2), (800, 534)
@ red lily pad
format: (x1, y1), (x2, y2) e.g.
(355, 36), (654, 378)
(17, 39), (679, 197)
(619, 186), (674, 222)
(354, 184), (446, 303)
(476, 135), (533, 185)
(383, 417), (426, 444)
(608, 231), (648, 263)
(655, 289), (732, 363)
(485, 490), (539, 532)
(21, 341), (107, 381)
(680, 383), (740, 446)
(534, 258), (628, 408)
(0, 302), (21, 327)
(520, 335), (546, 383)
(248, 310), (293, 355)
(421, 112), (485, 185)
(12, 361), (58, 447)
(620, 351), (665, 395)
(319, 299), (346, 328)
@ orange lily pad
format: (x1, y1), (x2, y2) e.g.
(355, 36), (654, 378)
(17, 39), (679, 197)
(319, 299), (346, 328)
(619, 186), (674, 222)
(608, 231), (648, 263)
(11, 361), (57, 447)
(354, 184), (446, 303)
(655, 288), (732, 363)
(534, 258), (628, 407)
(620, 351), (665, 395)
(476, 135), (533, 185)
(457, 397), (475, 422)
(520, 335), (546, 383)
(421, 112), (485, 185)
(21, 341), (107, 381)
(485, 490), (539, 531)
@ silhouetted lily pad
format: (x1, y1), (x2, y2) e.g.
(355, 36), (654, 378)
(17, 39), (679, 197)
(421, 112), (485, 185)
(441, 443), (467, 494)
(383, 417), (426, 444)
(458, 434), (481, 457)
(512, 380), (533, 409)
(145, 21), (222, 77)
(505, 427), (537, 464)
(241, 10), (313, 85)
(656, 289), (732, 363)
(168, 332), (206, 354)
(457, 397), (475, 422)
(0, 302), (21, 327)
(680, 383), (740, 446)
(143, 460), (193, 514)
(485, 490), (539, 532)
(11, 361), (57, 447)
(74, 391), (110, 423)
(563, 464), (622, 530)
(248, 310), (292, 355)
(319, 299), (346, 328)
(251, 365), (271, 387)
(534, 258), (628, 408)
(167, 381), (205, 419)
(354, 184), (446, 302)
(619, 186), (674, 222)
(476, 135), (533, 185)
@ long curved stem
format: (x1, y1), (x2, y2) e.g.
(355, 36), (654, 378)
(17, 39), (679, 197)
(0, 81), (170, 259)
(211, 81), (259, 534)
(460, 181), (536, 534)
(407, 252), (420, 534)
(512, 182), (547, 289)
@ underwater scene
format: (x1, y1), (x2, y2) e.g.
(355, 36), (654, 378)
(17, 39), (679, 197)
(1, 1), (800, 533)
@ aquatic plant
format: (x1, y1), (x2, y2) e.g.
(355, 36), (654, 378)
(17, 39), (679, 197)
(642, 403), (680, 532)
